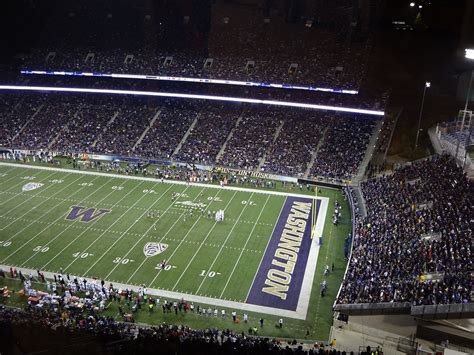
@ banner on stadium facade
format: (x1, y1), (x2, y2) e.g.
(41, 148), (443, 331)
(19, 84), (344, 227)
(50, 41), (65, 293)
(213, 166), (297, 183)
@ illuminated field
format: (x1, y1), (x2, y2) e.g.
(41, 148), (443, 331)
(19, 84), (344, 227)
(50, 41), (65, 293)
(0, 162), (349, 339)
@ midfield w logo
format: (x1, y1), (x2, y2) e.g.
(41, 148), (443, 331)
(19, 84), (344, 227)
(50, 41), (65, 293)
(65, 205), (112, 223)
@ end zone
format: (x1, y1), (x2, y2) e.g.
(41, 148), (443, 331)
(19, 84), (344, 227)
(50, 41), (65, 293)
(246, 195), (328, 319)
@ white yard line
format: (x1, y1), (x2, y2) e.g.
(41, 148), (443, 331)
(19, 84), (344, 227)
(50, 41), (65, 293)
(125, 211), (184, 284)
(194, 192), (255, 294)
(170, 190), (239, 291)
(0, 191), (274, 227)
(125, 186), (207, 283)
(0, 162), (322, 200)
(38, 178), (137, 270)
(80, 183), (175, 276)
(244, 198), (287, 302)
(1, 214), (262, 255)
(219, 195), (270, 298)
(1, 176), (104, 263)
(0, 173), (85, 234)
(0, 166), (23, 190)
(145, 188), (224, 287)
(0, 166), (42, 193)
(103, 185), (193, 280)
(0, 171), (61, 209)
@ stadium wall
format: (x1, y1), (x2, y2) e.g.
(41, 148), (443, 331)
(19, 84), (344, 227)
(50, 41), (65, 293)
(0, 147), (357, 186)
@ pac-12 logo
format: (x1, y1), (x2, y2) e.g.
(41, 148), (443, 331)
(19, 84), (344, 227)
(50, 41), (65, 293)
(22, 183), (44, 192)
(143, 242), (168, 257)
(65, 206), (112, 223)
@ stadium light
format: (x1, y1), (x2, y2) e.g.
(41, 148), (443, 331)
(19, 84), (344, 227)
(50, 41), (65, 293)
(459, 51), (474, 167)
(20, 70), (359, 95)
(415, 81), (430, 149)
(0, 85), (384, 116)
(466, 49), (474, 60)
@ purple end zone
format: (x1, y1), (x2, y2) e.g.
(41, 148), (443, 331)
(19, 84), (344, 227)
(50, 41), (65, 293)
(246, 196), (321, 311)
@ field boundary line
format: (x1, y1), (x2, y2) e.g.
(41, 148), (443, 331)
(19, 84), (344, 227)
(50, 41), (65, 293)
(80, 183), (175, 276)
(0, 162), (329, 201)
(38, 178), (140, 270)
(195, 192), (256, 294)
(219, 194), (270, 298)
(0, 263), (308, 320)
(293, 197), (328, 318)
(170, 190), (239, 291)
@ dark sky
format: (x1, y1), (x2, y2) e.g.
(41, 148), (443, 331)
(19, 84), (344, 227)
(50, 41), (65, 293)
(0, 0), (470, 68)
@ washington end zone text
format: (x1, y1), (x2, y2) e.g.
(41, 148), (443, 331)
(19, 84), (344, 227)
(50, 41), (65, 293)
(246, 196), (318, 311)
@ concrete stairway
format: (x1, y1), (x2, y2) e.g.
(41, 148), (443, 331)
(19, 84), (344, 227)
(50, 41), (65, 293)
(132, 109), (161, 152)
(215, 108), (246, 163)
(171, 112), (200, 158)
(48, 108), (82, 149)
(11, 104), (44, 143)
(304, 126), (329, 179)
(352, 119), (383, 184)
(256, 119), (284, 172)
(92, 111), (120, 148)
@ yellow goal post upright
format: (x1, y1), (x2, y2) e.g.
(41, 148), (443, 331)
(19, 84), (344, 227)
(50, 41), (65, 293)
(311, 186), (318, 240)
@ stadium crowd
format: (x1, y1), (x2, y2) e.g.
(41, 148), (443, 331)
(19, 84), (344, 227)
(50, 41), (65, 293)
(219, 109), (280, 170)
(174, 105), (240, 166)
(310, 117), (375, 180)
(0, 307), (346, 354)
(0, 94), (43, 147)
(18, 0), (372, 92)
(0, 270), (339, 355)
(95, 101), (155, 155)
(135, 100), (199, 160)
(262, 113), (326, 177)
(53, 97), (118, 153)
(338, 155), (473, 305)
(0, 93), (378, 181)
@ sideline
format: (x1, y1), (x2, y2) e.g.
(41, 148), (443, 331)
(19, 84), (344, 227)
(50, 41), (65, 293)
(0, 162), (329, 201)
(2, 263), (314, 320)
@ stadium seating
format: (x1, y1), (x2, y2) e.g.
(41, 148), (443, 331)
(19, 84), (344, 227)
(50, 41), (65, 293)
(0, 307), (334, 354)
(310, 117), (375, 180)
(174, 104), (241, 166)
(262, 113), (327, 177)
(218, 109), (281, 171)
(20, 1), (371, 91)
(0, 93), (379, 181)
(338, 155), (473, 305)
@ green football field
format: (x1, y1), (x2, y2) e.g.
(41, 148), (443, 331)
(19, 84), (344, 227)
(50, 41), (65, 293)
(0, 161), (351, 341)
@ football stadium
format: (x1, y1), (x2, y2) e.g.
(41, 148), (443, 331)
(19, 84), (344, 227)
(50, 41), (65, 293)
(0, 1), (473, 354)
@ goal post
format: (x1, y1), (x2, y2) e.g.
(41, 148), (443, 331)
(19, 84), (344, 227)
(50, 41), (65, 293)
(311, 187), (318, 239)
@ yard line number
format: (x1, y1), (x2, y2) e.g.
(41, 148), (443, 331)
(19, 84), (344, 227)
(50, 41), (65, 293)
(199, 270), (221, 278)
(113, 257), (134, 264)
(33, 245), (49, 253)
(72, 252), (93, 259)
